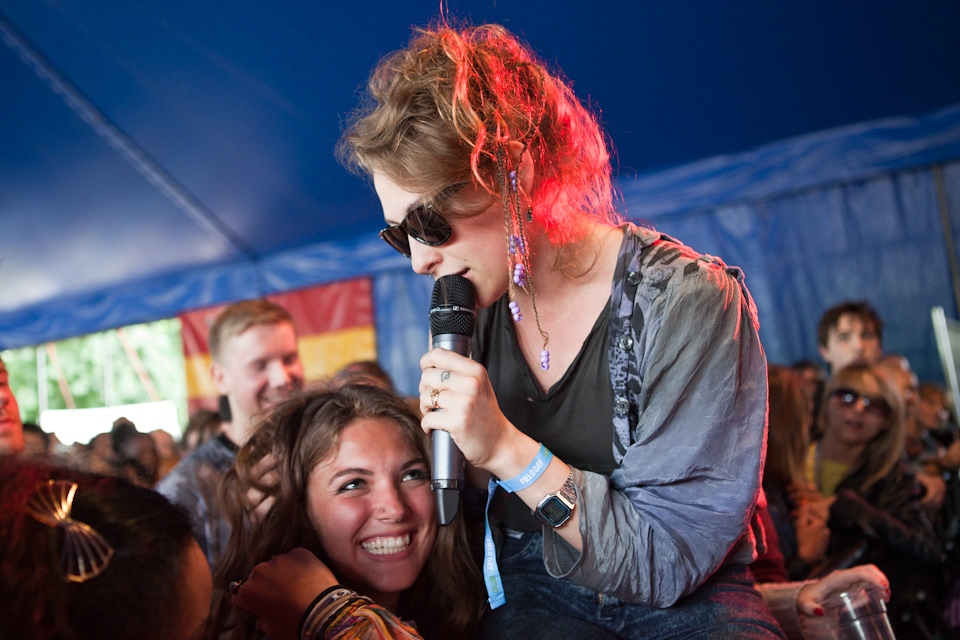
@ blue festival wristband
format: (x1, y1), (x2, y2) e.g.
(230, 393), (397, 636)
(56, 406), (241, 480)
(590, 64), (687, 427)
(496, 444), (553, 493)
(480, 444), (552, 610)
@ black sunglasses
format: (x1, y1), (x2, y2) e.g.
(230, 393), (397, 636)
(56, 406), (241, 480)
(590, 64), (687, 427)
(378, 202), (452, 258)
(829, 387), (892, 417)
(378, 182), (473, 257)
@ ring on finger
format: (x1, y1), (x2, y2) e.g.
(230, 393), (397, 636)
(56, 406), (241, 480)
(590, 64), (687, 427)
(430, 387), (441, 410)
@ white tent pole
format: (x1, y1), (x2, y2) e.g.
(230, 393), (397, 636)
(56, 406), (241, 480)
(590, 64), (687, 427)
(35, 343), (47, 417)
(934, 164), (960, 317)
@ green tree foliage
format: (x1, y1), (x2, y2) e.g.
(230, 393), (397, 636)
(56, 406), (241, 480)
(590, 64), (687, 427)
(1, 319), (187, 429)
(2, 346), (38, 419)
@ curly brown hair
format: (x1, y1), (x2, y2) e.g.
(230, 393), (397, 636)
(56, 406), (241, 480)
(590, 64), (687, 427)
(209, 383), (484, 639)
(338, 22), (619, 249)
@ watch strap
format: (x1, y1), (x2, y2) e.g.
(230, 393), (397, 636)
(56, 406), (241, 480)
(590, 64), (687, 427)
(555, 471), (577, 505)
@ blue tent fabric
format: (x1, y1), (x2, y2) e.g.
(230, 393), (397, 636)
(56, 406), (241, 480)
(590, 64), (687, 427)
(3, 101), (959, 393)
(620, 103), (960, 222)
(619, 104), (960, 385)
(5, 2), (960, 398)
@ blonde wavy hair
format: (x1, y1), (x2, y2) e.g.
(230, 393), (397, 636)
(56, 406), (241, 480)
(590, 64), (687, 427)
(338, 22), (619, 248)
(816, 363), (906, 494)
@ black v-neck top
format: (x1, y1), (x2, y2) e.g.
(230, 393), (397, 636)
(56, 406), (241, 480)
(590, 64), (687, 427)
(473, 293), (616, 531)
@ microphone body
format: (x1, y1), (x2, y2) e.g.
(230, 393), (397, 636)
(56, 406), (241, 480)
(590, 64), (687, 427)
(429, 275), (476, 525)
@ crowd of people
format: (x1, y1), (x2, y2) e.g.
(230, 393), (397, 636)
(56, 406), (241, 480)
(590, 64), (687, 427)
(765, 301), (960, 638)
(1, 19), (958, 640)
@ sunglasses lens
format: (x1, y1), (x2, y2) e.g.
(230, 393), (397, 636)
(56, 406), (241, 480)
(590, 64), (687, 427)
(864, 398), (891, 417)
(379, 226), (411, 257)
(406, 205), (452, 246)
(832, 390), (857, 407)
(379, 204), (452, 258)
(831, 388), (890, 417)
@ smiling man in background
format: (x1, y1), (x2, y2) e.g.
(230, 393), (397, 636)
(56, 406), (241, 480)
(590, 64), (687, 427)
(157, 299), (304, 569)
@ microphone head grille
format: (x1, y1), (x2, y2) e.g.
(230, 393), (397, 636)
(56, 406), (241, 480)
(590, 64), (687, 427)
(430, 275), (476, 336)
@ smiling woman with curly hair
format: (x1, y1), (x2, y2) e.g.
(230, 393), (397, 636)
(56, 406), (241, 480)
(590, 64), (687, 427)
(208, 383), (484, 640)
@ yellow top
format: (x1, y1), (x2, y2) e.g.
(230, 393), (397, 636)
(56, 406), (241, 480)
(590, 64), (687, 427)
(805, 443), (851, 497)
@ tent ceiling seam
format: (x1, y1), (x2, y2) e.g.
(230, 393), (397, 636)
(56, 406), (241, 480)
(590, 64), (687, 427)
(0, 11), (261, 266)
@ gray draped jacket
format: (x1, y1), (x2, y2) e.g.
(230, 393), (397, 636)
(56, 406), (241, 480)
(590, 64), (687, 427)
(541, 224), (768, 607)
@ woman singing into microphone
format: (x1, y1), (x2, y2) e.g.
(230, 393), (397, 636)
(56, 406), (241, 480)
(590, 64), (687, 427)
(337, 22), (780, 639)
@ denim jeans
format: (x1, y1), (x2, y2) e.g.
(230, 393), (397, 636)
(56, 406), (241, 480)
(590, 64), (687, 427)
(478, 530), (786, 640)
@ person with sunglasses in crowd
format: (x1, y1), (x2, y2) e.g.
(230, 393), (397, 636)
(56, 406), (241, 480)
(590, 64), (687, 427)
(338, 22), (781, 639)
(793, 363), (948, 638)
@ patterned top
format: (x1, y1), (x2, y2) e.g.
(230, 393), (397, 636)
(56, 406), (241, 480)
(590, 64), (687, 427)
(300, 586), (421, 640)
(155, 433), (237, 568)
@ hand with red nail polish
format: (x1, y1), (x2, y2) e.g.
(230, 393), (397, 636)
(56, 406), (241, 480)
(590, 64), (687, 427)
(796, 563), (890, 616)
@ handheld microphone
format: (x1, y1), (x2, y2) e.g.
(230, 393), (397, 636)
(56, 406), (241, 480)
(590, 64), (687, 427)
(428, 274), (476, 526)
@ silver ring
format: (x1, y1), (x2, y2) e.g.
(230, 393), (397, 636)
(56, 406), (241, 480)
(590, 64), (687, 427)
(229, 579), (244, 595)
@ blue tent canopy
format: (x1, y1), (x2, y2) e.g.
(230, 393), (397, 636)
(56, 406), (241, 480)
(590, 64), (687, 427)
(623, 103), (960, 387)
(2, 1), (960, 393)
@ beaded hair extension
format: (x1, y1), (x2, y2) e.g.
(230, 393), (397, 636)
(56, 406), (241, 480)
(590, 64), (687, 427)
(497, 145), (550, 370)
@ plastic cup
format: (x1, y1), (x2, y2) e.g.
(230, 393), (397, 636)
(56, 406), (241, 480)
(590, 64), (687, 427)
(823, 587), (896, 640)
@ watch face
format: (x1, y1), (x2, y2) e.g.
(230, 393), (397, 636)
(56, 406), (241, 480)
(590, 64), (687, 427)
(537, 496), (572, 527)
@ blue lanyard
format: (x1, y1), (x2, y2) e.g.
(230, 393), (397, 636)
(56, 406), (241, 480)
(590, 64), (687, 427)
(481, 444), (553, 609)
(483, 476), (507, 609)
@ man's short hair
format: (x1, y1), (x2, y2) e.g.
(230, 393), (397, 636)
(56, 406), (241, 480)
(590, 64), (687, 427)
(208, 299), (295, 362)
(816, 300), (884, 347)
